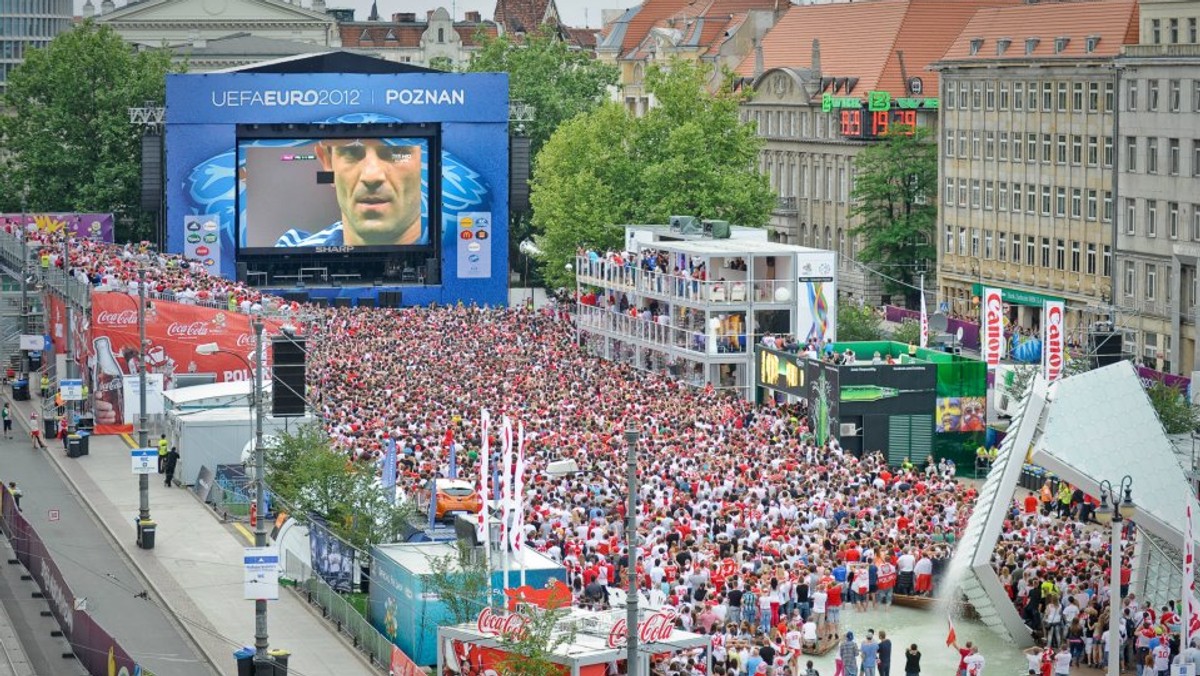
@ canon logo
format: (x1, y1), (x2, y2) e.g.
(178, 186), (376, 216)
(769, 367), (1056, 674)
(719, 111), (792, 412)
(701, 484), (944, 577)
(607, 610), (677, 648)
(166, 322), (211, 338)
(984, 293), (1003, 366)
(1045, 304), (1064, 380)
(96, 310), (138, 326)
(476, 608), (528, 639)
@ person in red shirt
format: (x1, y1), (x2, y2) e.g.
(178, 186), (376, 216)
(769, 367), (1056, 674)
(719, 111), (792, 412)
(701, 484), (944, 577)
(1024, 492), (1039, 515)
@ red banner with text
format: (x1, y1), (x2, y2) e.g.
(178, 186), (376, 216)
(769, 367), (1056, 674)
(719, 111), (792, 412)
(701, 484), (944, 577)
(88, 292), (280, 435)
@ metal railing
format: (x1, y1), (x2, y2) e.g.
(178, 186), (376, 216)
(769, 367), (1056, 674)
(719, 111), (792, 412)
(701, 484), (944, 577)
(575, 257), (797, 305)
(776, 196), (798, 212)
(576, 304), (747, 354)
(288, 551), (394, 670)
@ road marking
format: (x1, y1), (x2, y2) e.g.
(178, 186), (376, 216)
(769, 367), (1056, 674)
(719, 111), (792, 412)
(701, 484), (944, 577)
(232, 523), (255, 545)
(120, 433), (136, 449)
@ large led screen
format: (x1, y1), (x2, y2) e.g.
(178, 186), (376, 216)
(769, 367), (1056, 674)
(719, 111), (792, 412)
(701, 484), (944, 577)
(237, 136), (433, 254)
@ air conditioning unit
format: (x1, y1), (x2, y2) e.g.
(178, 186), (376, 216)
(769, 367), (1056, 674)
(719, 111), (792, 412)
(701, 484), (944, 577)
(670, 215), (699, 232)
(839, 422), (859, 436)
(702, 219), (731, 239)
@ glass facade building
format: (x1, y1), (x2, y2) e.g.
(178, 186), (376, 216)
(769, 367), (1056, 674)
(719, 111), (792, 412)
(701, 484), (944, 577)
(1, 0), (74, 93)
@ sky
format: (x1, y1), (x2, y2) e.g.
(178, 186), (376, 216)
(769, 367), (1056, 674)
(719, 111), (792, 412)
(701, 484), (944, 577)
(75, 0), (609, 29)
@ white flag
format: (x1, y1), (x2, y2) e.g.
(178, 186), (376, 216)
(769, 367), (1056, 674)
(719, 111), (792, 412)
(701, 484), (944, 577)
(476, 410), (490, 545)
(510, 421), (526, 553)
(919, 278), (929, 349)
(499, 417), (514, 548)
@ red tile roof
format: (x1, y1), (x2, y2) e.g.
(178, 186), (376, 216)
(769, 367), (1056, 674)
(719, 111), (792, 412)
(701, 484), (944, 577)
(738, 0), (1022, 98)
(493, 0), (558, 34)
(339, 21), (498, 49)
(627, 0), (777, 60)
(612, 0), (698, 57)
(565, 26), (600, 49)
(940, 0), (1138, 62)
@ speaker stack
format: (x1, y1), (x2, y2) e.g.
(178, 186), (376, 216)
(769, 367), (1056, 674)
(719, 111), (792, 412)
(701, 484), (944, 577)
(425, 258), (440, 285)
(1089, 331), (1124, 367)
(377, 290), (403, 308)
(271, 336), (307, 417)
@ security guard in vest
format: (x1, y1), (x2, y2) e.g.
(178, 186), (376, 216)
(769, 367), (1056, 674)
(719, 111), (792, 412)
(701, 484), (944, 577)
(157, 434), (169, 473)
(40, 373), (49, 398)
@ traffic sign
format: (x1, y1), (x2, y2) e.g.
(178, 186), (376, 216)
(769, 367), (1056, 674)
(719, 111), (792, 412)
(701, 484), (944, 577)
(47, 509), (60, 522)
(243, 547), (280, 600)
(60, 379), (83, 401)
(131, 448), (156, 475)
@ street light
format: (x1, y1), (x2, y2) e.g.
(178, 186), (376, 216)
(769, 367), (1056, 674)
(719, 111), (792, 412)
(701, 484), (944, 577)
(624, 427), (641, 676)
(110, 269), (154, 546)
(197, 321), (270, 666)
(1094, 476), (1134, 676)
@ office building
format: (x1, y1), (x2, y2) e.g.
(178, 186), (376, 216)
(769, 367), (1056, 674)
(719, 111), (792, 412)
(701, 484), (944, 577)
(0, 0), (74, 93)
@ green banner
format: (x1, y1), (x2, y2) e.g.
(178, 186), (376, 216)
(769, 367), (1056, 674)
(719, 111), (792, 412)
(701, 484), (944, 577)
(971, 283), (1063, 307)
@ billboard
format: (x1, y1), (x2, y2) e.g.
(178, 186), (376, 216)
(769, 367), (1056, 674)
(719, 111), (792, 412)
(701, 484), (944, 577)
(164, 71), (510, 306)
(0, 212), (114, 242)
(981, 287), (1004, 367)
(1042, 300), (1065, 381)
(796, 250), (838, 342)
(756, 346), (806, 398)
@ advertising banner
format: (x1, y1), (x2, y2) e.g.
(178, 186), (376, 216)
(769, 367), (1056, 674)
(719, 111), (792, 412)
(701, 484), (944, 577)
(122, 373), (166, 423)
(756, 346), (807, 398)
(981, 287), (1004, 368)
(1042, 300), (1065, 382)
(796, 251), (838, 343)
(308, 514), (353, 593)
(182, 215), (222, 276)
(88, 292), (280, 434)
(0, 212), (114, 242)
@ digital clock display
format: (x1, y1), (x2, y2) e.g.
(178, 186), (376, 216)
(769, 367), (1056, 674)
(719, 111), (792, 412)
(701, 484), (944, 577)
(839, 108), (918, 139)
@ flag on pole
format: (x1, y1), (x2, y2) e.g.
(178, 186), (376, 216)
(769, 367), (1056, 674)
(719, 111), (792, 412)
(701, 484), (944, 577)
(1184, 496), (1199, 645)
(945, 615), (957, 647)
(510, 421), (526, 554)
(445, 427), (457, 479)
(499, 417), (514, 548)
(428, 476), (438, 532)
(919, 277), (929, 349)
(382, 437), (398, 505)
(475, 410), (490, 545)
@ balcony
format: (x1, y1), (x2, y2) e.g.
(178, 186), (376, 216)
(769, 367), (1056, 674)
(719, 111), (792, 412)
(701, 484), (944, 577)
(1123, 43), (1200, 58)
(574, 256), (797, 305)
(775, 196), (798, 214)
(575, 303), (748, 356)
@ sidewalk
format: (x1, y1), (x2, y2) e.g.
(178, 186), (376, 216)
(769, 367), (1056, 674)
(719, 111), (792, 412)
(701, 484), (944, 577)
(9, 394), (378, 676)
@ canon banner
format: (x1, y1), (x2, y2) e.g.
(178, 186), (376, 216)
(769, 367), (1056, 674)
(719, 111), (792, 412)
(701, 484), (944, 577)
(89, 292), (280, 434)
(1042, 300), (1065, 382)
(981, 287), (1005, 368)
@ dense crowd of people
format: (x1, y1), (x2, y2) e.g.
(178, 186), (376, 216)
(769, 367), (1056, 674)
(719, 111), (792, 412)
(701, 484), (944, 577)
(13, 226), (1200, 674)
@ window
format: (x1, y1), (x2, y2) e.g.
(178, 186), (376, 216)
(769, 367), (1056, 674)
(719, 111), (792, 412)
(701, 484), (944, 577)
(944, 178), (955, 205)
(1071, 188), (1082, 218)
(1195, 204), (1200, 240)
(1127, 137), (1138, 171)
(1087, 136), (1099, 166)
(985, 182), (994, 210)
(999, 82), (1009, 109)
(1147, 264), (1158, 300)
(999, 132), (1009, 160)
(1028, 81), (1039, 109)
(1087, 243), (1097, 275)
(1073, 82), (1084, 110)
(1014, 134), (1024, 161)
(971, 228), (980, 256)
(1072, 135), (1082, 165)
(1014, 82), (1025, 110)
(946, 82), (958, 109)
(1087, 189), (1098, 220)
(1026, 236), (1036, 265)
(1147, 200), (1158, 237)
(1071, 241), (1080, 272)
(1149, 79), (1160, 111)
(945, 129), (955, 157)
(999, 232), (1008, 261)
(971, 179), (981, 208)
(1152, 19), (1161, 44)
(972, 82), (982, 110)
(1170, 79), (1181, 111)
(1105, 82), (1115, 111)
(959, 227), (967, 254)
(1056, 81), (1068, 110)
(1043, 81), (1053, 110)
(1125, 261), (1136, 297)
(1104, 245), (1112, 277)
(1191, 17), (1198, 43)
(1057, 134), (1067, 164)
(1104, 136), (1114, 167)
(985, 231), (993, 258)
(986, 82), (995, 109)
(1104, 191), (1113, 222)
(958, 131), (968, 157)
(1194, 140), (1200, 176)
(1148, 137), (1159, 174)
(1042, 134), (1052, 163)
(1012, 182), (1022, 211)
(1041, 237), (1051, 267)
(958, 178), (967, 206)
(985, 132), (995, 159)
(1170, 202), (1180, 238)
(971, 131), (982, 158)
(945, 225), (954, 253)
(1170, 18), (1179, 43)
(1055, 239), (1065, 270)
(1195, 81), (1200, 112)
(1088, 82), (1100, 111)
(1041, 185), (1052, 215)
(1170, 138), (1181, 174)
(1056, 187), (1067, 216)
(1128, 79), (1139, 111)
(1126, 198), (1137, 234)
(1027, 184), (1037, 213)
(1028, 133), (1038, 163)
(1000, 182), (1009, 210)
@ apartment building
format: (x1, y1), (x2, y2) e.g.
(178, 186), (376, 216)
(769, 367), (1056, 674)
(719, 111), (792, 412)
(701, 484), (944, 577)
(0, 0), (73, 93)
(1114, 0), (1200, 375)
(932, 0), (1138, 338)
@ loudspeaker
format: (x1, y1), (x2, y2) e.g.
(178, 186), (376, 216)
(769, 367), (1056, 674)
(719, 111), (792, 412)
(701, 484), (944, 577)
(334, 297), (352, 308)
(425, 258), (440, 285)
(236, 262), (248, 284)
(271, 336), (307, 417)
(1090, 331), (1123, 367)
(377, 290), (403, 308)
(139, 134), (163, 213)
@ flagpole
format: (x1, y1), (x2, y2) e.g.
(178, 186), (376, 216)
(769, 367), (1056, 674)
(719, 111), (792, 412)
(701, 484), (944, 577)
(516, 421), (527, 588)
(919, 272), (928, 349)
(477, 411), (491, 603)
(500, 418), (513, 594)
(1184, 496), (1195, 654)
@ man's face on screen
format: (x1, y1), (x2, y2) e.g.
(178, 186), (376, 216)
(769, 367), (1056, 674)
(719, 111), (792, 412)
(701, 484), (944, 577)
(317, 139), (422, 246)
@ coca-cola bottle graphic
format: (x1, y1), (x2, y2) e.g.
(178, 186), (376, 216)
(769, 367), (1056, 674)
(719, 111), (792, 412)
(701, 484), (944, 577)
(92, 336), (126, 426)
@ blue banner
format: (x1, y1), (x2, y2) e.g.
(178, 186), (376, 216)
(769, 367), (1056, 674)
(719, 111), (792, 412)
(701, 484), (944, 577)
(382, 438), (397, 504)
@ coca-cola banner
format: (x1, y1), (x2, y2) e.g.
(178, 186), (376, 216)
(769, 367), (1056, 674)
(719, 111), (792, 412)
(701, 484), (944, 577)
(89, 292), (280, 434)
(44, 292), (92, 377)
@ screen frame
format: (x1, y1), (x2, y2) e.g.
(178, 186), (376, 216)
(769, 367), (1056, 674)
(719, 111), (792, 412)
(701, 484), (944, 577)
(234, 122), (442, 258)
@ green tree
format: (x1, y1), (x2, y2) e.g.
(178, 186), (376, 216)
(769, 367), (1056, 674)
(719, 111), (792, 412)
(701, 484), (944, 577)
(265, 424), (416, 550)
(466, 26), (617, 155)
(0, 22), (179, 240)
(494, 600), (575, 676)
(531, 58), (774, 288)
(1146, 379), (1200, 434)
(890, 319), (923, 346)
(427, 56), (456, 72)
(426, 540), (492, 624)
(849, 125), (937, 308)
(836, 300), (884, 341)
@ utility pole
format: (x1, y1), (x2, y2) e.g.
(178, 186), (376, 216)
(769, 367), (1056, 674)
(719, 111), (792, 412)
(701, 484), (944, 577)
(63, 235), (73, 379)
(252, 320), (269, 666)
(19, 201), (28, 380)
(624, 427), (640, 676)
(136, 267), (153, 550)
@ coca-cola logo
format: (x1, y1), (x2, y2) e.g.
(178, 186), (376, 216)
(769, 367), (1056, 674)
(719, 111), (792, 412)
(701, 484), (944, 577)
(476, 608), (529, 639)
(984, 292), (1003, 366)
(235, 333), (255, 348)
(166, 322), (212, 338)
(96, 309), (137, 326)
(1045, 304), (1064, 380)
(606, 609), (677, 648)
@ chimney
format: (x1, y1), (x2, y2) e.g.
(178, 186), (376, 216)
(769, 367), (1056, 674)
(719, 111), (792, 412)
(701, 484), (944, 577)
(754, 40), (764, 77)
(393, 12), (417, 22)
(465, 10), (481, 22)
(427, 9), (436, 21)
(83, 0), (95, 18)
(312, 0), (325, 11)
(811, 38), (821, 74)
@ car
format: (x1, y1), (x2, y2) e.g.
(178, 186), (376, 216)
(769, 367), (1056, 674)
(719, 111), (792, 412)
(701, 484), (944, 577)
(426, 478), (481, 521)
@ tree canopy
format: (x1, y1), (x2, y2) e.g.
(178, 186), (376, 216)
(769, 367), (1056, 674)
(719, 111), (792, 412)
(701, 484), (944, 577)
(0, 22), (178, 240)
(848, 125), (937, 307)
(466, 26), (618, 155)
(530, 59), (774, 288)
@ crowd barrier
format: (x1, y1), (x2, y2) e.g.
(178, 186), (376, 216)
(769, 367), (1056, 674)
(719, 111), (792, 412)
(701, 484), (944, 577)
(0, 484), (148, 675)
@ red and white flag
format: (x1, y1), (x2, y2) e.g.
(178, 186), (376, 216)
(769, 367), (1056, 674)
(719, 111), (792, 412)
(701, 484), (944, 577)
(1184, 497), (1200, 645)
(509, 421), (526, 553)
(499, 417), (514, 547)
(476, 410), (490, 545)
(919, 277), (929, 349)
(945, 615), (957, 647)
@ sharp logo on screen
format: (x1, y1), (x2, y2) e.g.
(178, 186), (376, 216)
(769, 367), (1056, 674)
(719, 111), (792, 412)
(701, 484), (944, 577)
(316, 246), (355, 253)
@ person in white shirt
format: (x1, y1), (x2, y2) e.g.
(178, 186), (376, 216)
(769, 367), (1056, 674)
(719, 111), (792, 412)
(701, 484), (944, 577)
(1053, 646), (1071, 675)
(963, 648), (986, 676)
(802, 619), (819, 647)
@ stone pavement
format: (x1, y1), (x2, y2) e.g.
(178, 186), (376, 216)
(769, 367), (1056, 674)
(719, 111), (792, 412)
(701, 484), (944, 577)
(6, 392), (378, 676)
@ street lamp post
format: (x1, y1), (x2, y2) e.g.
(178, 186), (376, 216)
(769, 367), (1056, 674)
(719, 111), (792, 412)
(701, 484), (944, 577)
(19, 197), (28, 380)
(197, 320), (268, 664)
(1095, 476), (1133, 676)
(137, 268), (151, 531)
(624, 427), (640, 676)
